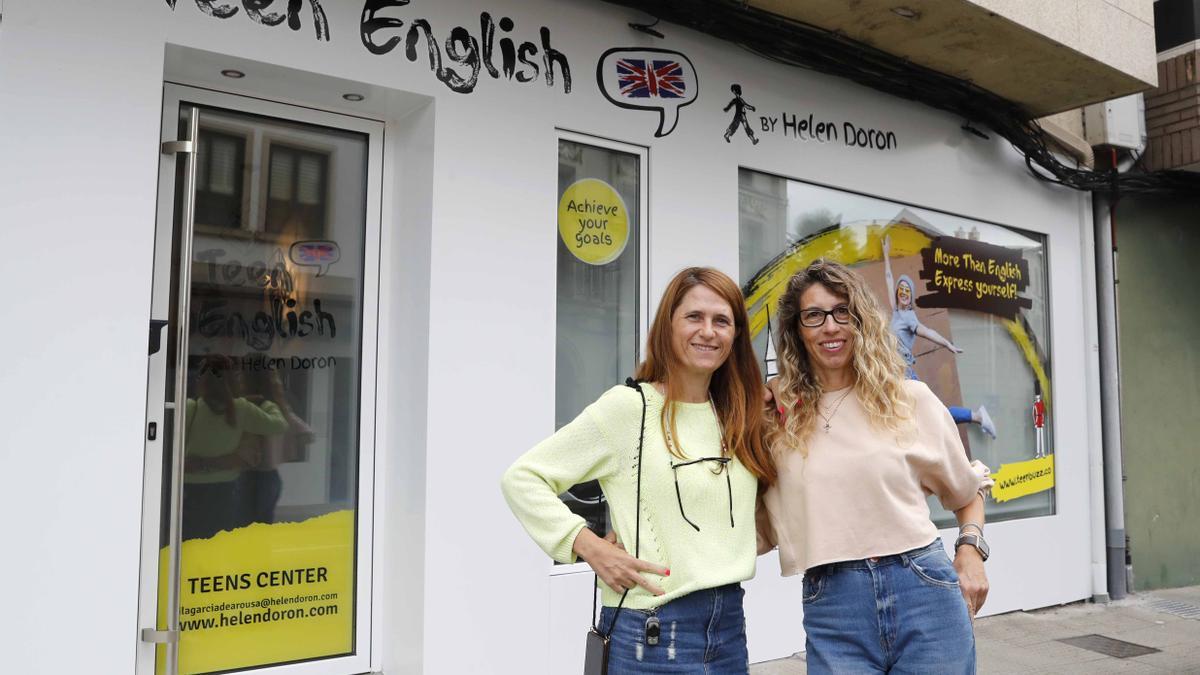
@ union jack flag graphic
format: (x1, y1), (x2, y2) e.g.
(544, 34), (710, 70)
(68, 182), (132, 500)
(616, 59), (687, 99)
(295, 242), (338, 263)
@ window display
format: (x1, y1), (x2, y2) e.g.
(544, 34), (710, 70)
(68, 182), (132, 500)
(738, 170), (1054, 524)
(554, 139), (642, 544)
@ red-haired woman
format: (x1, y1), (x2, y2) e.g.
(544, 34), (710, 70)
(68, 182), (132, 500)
(503, 267), (774, 673)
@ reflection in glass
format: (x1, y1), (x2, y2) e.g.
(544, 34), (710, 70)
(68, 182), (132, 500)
(234, 355), (316, 526)
(266, 142), (329, 237)
(157, 105), (368, 674)
(194, 130), (246, 230)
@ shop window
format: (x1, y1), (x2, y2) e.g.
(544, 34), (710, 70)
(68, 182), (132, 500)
(265, 142), (330, 238)
(193, 127), (332, 240)
(555, 137), (644, 550)
(738, 169), (1055, 525)
(195, 128), (247, 230)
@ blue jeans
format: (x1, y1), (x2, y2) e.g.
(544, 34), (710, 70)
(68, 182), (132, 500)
(599, 583), (748, 674)
(236, 469), (283, 526)
(802, 541), (975, 674)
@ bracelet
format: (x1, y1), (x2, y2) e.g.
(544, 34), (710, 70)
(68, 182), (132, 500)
(959, 522), (983, 535)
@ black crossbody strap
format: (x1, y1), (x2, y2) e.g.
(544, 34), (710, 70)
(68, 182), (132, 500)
(590, 377), (648, 636)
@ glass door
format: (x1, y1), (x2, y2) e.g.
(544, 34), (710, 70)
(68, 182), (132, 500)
(136, 85), (382, 675)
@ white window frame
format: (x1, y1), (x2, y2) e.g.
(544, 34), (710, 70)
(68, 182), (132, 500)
(549, 129), (650, 577)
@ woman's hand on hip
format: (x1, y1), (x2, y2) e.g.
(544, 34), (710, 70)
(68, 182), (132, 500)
(573, 528), (668, 596)
(953, 545), (988, 616)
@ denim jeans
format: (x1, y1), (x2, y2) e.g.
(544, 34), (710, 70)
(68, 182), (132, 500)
(180, 480), (238, 541)
(599, 583), (748, 674)
(236, 469), (283, 527)
(802, 540), (975, 674)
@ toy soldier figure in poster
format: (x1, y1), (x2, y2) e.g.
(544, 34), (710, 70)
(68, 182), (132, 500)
(1033, 393), (1046, 458)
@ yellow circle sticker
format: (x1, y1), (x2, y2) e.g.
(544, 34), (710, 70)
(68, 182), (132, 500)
(558, 178), (630, 265)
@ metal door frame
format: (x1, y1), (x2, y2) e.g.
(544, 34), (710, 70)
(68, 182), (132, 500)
(135, 83), (383, 675)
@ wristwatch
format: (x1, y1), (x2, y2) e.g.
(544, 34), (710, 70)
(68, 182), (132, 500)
(955, 532), (990, 561)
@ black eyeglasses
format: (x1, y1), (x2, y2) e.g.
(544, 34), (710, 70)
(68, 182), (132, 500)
(799, 305), (851, 328)
(669, 457), (735, 532)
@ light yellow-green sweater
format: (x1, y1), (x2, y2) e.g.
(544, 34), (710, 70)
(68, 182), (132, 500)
(184, 397), (288, 484)
(501, 382), (758, 609)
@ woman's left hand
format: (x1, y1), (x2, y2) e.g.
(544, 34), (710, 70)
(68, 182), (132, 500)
(953, 546), (989, 617)
(762, 377), (780, 408)
(970, 460), (994, 492)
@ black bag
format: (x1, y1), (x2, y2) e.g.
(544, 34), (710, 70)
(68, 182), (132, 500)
(583, 378), (648, 675)
(583, 627), (610, 675)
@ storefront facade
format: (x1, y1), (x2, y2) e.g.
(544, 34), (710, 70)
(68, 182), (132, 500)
(1, 1), (1106, 673)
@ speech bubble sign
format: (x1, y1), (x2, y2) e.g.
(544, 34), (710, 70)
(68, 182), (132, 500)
(289, 240), (341, 277)
(596, 47), (699, 137)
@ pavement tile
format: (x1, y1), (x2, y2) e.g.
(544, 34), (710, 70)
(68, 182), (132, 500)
(974, 622), (1032, 642)
(1148, 587), (1200, 605)
(1103, 620), (1200, 649)
(749, 656), (805, 674)
(1031, 657), (1128, 674)
(992, 627), (1074, 647)
(996, 618), (1100, 644)
(976, 638), (1113, 674)
(1129, 648), (1200, 672)
(750, 588), (1200, 673)
(977, 643), (1037, 674)
(1056, 658), (1166, 672)
(1123, 605), (1187, 624)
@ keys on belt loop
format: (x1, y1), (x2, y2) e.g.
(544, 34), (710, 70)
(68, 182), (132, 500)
(645, 615), (661, 645)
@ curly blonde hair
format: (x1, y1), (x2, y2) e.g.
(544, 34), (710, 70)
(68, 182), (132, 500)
(772, 259), (913, 455)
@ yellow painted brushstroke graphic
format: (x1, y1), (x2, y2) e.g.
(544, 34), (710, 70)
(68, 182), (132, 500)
(741, 221), (1050, 408)
(744, 223), (930, 339)
(989, 454), (1055, 502)
(156, 510), (354, 674)
(1001, 318), (1052, 412)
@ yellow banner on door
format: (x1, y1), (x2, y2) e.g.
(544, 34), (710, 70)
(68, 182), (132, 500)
(157, 509), (354, 674)
(989, 454), (1055, 503)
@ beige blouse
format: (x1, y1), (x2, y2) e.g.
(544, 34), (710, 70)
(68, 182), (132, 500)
(758, 380), (981, 576)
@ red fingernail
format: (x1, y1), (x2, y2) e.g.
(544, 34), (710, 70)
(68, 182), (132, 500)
(665, 569), (671, 577)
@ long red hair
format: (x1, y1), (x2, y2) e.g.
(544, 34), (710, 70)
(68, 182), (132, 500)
(635, 267), (776, 485)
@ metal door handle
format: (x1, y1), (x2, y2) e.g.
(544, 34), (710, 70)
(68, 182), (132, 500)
(161, 140), (194, 155)
(140, 628), (180, 644)
(149, 319), (168, 355)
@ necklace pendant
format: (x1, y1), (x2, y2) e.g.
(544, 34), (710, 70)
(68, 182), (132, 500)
(823, 422), (831, 433)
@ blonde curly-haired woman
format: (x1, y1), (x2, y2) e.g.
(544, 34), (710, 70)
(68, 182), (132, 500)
(758, 259), (991, 674)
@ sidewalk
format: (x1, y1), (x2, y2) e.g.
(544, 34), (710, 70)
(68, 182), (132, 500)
(752, 586), (1200, 674)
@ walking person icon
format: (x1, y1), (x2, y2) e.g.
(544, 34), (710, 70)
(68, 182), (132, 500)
(723, 83), (759, 144)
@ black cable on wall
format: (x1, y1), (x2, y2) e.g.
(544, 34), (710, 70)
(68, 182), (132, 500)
(605, 0), (1200, 197)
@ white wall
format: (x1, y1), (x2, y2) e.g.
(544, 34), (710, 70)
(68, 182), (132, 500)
(0, 1), (1097, 673)
(0, 3), (170, 672)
